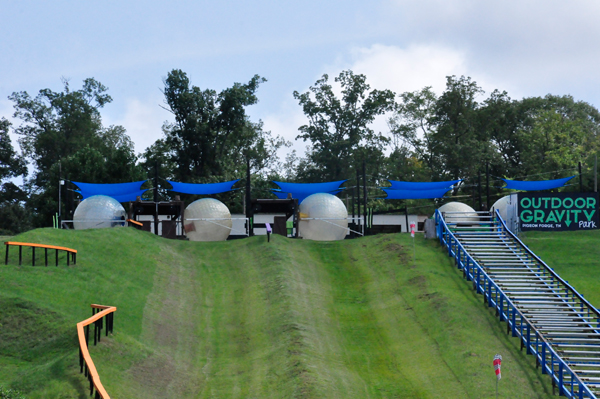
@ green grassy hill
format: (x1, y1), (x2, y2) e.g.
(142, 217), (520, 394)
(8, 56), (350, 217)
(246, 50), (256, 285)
(0, 228), (553, 398)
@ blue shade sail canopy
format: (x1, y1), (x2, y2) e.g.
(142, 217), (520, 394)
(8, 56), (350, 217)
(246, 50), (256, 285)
(76, 190), (148, 203)
(167, 179), (240, 195)
(272, 180), (347, 194)
(381, 187), (452, 200)
(271, 189), (343, 203)
(501, 176), (575, 191)
(387, 179), (461, 190)
(71, 180), (148, 196)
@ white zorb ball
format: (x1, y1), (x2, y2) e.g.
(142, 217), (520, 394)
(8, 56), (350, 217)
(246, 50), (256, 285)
(437, 202), (479, 224)
(184, 198), (231, 241)
(299, 193), (348, 241)
(73, 195), (127, 230)
(491, 195), (513, 221)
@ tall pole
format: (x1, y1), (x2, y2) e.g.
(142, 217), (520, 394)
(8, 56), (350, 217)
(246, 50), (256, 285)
(472, 179), (477, 210)
(486, 162), (490, 210)
(58, 161), (62, 227)
(246, 157), (253, 236)
(362, 160), (367, 236)
(356, 167), (361, 231)
(579, 161), (583, 192)
(351, 176), (355, 222)
(154, 161), (159, 235)
(478, 170), (482, 211)
(405, 204), (409, 234)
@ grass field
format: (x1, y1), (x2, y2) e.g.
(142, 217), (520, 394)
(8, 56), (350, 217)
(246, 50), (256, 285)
(521, 230), (600, 308)
(0, 228), (554, 398)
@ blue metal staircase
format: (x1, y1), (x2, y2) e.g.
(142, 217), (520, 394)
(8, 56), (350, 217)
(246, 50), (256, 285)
(436, 209), (600, 398)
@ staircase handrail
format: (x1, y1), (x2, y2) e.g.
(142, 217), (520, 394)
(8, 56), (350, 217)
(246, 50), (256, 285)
(495, 209), (600, 320)
(435, 209), (596, 398)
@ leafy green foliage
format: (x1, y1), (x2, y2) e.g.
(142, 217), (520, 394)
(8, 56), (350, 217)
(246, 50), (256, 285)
(0, 119), (27, 182)
(0, 386), (26, 399)
(0, 119), (30, 234)
(156, 69), (286, 184)
(390, 76), (600, 198)
(8, 79), (143, 226)
(293, 70), (395, 181)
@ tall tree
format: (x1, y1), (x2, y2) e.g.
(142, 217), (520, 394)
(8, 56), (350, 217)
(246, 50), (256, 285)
(10, 78), (111, 189)
(9, 78), (142, 226)
(391, 76), (490, 182)
(159, 69), (282, 183)
(293, 70), (395, 181)
(388, 86), (438, 177)
(0, 118), (30, 234)
(429, 76), (486, 180)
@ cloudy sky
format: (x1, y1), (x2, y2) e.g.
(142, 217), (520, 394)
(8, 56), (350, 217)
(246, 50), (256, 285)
(2, 0), (600, 159)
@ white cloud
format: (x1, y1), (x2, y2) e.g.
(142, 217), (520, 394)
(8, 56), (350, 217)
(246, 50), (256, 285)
(384, 0), (600, 105)
(261, 101), (310, 161)
(105, 97), (169, 156)
(346, 44), (468, 95)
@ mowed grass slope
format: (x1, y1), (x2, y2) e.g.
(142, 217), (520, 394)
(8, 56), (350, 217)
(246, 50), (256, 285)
(0, 228), (552, 398)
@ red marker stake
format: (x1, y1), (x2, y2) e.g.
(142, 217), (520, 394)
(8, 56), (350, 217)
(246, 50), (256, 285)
(494, 354), (502, 398)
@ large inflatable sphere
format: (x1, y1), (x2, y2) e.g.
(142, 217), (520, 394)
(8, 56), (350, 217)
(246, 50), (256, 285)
(298, 193), (348, 241)
(184, 198), (232, 241)
(73, 195), (127, 230)
(491, 195), (514, 221)
(437, 202), (479, 224)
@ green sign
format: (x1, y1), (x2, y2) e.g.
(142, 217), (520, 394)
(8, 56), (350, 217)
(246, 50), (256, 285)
(518, 193), (599, 231)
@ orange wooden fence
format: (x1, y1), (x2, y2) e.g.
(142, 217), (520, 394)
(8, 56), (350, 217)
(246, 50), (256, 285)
(77, 304), (117, 399)
(4, 241), (77, 266)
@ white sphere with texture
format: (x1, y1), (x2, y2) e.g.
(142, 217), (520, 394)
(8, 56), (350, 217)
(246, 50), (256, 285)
(184, 198), (232, 241)
(491, 195), (513, 221)
(437, 202), (479, 224)
(73, 195), (127, 230)
(299, 193), (348, 241)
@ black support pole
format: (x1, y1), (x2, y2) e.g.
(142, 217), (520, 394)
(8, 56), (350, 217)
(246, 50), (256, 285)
(246, 157), (253, 237)
(486, 162), (490, 210)
(478, 171), (482, 211)
(362, 160), (367, 235)
(154, 161), (159, 236)
(356, 167), (361, 231)
(405, 205), (409, 234)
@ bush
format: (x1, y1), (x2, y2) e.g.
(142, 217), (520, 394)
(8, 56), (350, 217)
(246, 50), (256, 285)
(0, 387), (26, 399)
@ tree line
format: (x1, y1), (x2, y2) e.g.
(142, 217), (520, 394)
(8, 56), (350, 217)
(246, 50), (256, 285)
(1, 70), (599, 234)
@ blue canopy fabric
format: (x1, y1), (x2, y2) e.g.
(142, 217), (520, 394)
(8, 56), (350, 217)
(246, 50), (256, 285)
(71, 180), (147, 196)
(387, 179), (461, 190)
(381, 187), (452, 200)
(75, 190), (148, 203)
(271, 189), (343, 203)
(167, 179), (240, 195)
(272, 180), (347, 194)
(501, 176), (575, 191)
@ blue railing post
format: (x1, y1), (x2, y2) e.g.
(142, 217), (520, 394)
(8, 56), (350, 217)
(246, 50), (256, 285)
(541, 342), (547, 374)
(512, 307), (517, 337)
(558, 363), (564, 396)
(526, 324), (531, 354)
